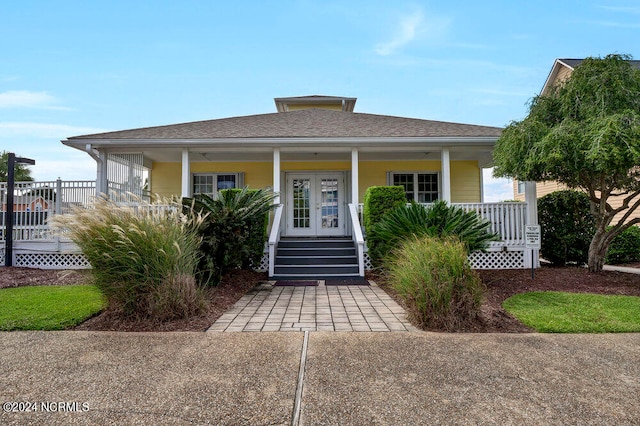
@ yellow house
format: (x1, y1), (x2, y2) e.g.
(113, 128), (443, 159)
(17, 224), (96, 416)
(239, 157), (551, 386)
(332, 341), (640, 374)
(63, 95), (537, 277)
(513, 59), (640, 224)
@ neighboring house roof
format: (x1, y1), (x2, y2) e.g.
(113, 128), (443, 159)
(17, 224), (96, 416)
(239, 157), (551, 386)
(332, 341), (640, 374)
(10, 196), (47, 205)
(542, 58), (640, 95)
(66, 109), (502, 142)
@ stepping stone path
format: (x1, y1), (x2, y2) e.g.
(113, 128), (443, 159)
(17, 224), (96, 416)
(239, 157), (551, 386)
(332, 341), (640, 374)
(208, 281), (417, 332)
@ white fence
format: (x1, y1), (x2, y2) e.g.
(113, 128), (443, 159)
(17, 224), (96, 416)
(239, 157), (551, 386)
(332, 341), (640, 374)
(453, 202), (526, 247)
(357, 202), (527, 246)
(1, 180), (96, 241)
(0, 179), (155, 269)
(0, 179), (153, 242)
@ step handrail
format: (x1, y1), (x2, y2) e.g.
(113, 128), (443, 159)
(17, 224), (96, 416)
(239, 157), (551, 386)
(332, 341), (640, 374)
(268, 204), (284, 277)
(348, 203), (365, 277)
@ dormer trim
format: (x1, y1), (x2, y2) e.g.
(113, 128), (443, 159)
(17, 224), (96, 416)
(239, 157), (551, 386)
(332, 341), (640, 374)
(274, 95), (357, 112)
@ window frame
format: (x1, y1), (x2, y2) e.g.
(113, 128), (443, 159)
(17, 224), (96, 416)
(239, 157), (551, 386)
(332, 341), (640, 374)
(192, 172), (244, 198)
(387, 171), (440, 203)
(516, 180), (526, 195)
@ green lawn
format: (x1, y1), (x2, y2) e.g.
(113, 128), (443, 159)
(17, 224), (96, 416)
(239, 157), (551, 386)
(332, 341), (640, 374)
(0, 285), (106, 331)
(503, 291), (640, 333)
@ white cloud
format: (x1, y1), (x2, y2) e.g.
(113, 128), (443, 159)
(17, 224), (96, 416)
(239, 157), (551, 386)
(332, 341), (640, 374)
(31, 157), (97, 181)
(0, 90), (71, 110)
(483, 168), (515, 202)
(0, 122), (107, 139)
(375, 10), (434, 55)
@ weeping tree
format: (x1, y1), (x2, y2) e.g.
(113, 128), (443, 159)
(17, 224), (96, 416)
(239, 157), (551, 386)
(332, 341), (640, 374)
(493, 54), (640, 272)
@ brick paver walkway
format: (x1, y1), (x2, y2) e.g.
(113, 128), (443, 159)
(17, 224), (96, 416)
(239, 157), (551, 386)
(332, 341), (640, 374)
(208, 281), (417, 332)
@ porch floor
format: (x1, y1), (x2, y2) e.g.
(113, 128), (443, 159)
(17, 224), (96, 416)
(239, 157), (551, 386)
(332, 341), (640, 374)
(208, 281), (417, 332)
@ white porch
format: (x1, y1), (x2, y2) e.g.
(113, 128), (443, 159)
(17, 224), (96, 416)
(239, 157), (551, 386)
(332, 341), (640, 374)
(1, 178), (539, 272)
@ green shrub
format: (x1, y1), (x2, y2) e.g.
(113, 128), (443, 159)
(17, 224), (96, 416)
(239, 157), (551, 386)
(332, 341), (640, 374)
(362, 186), (406, 261)
(605, 226), (640, 265)
(369, 200), (498, 261)
(538, 190), (595, 266)
(51, 196), (205, 320)
(363, 186), (406, 232)
(388, 236), (484, 331)
(183, 186), (277, 286)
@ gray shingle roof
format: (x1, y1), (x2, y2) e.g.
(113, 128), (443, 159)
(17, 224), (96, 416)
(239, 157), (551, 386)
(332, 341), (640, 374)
(68, 109), (502, 140)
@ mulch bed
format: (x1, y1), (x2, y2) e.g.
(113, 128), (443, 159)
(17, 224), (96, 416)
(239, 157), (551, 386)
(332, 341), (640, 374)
(2, 265), (639, 333)
(0, 267), (264, 332)
(371, 265), (640, 333)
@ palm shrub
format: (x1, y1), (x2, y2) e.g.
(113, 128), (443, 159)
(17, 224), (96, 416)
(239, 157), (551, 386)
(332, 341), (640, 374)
(369, 200), (498, 261)
(388, 236), (484, 330)
(50, 196), (205, 320)
(605, 225), (640, 265)
(538, 190), (596, 266)
(183, 186), (277, 286)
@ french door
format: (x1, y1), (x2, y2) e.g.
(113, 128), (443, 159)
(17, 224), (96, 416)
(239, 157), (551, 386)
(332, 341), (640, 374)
(286, 173), (345, 236)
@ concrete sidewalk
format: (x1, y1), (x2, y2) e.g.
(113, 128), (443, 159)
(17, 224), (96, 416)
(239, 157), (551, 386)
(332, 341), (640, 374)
(604, 264), (640, 274)
(1, 331), (639, 425)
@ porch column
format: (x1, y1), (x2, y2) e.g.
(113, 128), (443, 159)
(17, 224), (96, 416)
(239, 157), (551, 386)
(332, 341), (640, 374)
(351, 147), (359, 204)
(524, 181), (540, 268)
(97, 151), (108, 196)
(273, 148), (281, 204)
(181, 149), (191, 199)
(441, 147), (451, 202)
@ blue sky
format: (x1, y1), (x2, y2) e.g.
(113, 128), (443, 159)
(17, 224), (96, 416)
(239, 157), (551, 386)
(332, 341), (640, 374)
(1, 0), (639, 200)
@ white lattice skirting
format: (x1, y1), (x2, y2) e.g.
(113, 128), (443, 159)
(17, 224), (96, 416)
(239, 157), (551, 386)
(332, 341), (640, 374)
(363, 249), (525, 270)
(468, 250), (525, 269)
(13, 252), (92, 269)
(256, 252), (269, 273)
(2, 247), (524, 271)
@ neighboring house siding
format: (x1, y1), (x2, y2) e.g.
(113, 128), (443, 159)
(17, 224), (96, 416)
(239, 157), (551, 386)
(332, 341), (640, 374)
(536, 181), (566, 198)
(513, 179), (639, 224)
(515, 180), (566, 200)
(555, 65), (573, 85)
(151, 159), (481, 203)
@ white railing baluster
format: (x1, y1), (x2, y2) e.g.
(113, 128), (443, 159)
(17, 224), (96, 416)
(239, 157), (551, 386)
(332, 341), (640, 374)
(415, 202), (527, 247)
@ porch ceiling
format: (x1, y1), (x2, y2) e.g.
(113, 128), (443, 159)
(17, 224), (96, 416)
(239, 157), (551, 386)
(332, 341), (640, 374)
(114, 146), (494, 167)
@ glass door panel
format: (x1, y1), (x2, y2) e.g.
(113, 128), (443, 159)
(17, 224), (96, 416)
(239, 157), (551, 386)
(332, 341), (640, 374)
(320, 178), (339, 230)
(286, 173), (344, 236)
(292, 178), (311, 229)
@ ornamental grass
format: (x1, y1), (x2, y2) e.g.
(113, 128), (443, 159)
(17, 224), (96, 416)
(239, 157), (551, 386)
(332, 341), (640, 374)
(51, 196), (206, 320)
(388, 236), (484, 331)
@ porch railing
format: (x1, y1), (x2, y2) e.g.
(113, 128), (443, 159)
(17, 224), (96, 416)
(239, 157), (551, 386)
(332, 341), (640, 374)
(357, 201), (527, 246)
(348, 203), (365, 277)
(267, 204), (284, 277)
